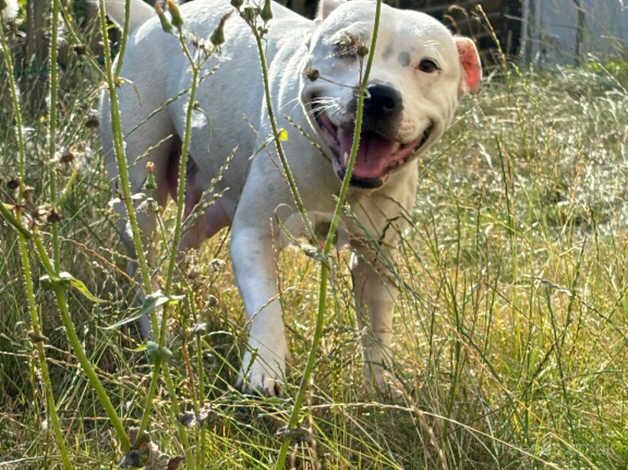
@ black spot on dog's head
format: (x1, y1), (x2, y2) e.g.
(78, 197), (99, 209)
(398, 51), (411, 67)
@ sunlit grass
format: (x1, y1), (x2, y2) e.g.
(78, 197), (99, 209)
(1, 14), (626, 469)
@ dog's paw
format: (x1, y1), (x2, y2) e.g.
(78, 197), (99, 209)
(237, 350), (286, 396)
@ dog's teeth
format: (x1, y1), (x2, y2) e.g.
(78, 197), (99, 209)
(391, 142), (400, 153)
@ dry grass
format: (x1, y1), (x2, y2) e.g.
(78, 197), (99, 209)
(0, 8), (626, 469)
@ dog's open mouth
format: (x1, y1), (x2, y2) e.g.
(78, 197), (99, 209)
(316, 112), (433, 188)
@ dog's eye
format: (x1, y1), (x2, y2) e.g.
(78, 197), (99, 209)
(418, 58), (439, 73)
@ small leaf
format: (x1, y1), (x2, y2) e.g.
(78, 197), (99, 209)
(101, 309), (145, 330)
(40, 272), (104, 303)
(61, 272), (104, 303)
(103, 291), (183, 330)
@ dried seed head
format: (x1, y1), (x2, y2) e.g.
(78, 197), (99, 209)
(189, 322), (207, 335)
(85, 115), (99, 129)
(242, 6), (256, 24)
(60, 150), (74, 164)
(207, 294), (219, 308)
(7, 178), (19, 191)
(305, 68), (320, 81)
(145, 160), (155, 173)
(47, 208), (62, 224)
(72, 43), (86, 56)
(334, 32), (369, 58)
(209, 258), (226, 272)
(22, 185), (34, 202)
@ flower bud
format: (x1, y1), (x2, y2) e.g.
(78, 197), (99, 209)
(260, 0), (273, 22)
(166, 0), (183, 30)
(154, 3), (172, 33)
(210, 11), (232, 47)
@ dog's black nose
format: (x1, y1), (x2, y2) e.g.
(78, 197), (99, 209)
(364, 84), (402, 118)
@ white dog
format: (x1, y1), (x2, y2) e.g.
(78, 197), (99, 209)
(100, 0), (481, 395)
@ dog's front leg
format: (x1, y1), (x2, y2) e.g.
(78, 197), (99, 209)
(231, 223), (287, 395)
(350, 252), (397, 392)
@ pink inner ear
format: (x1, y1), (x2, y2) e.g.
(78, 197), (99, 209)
(455, 37), (482, 94)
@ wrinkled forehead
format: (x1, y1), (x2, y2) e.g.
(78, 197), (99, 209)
(313, 2), (458, 65)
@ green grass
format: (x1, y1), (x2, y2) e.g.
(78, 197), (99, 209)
(1, 16), (627, 470)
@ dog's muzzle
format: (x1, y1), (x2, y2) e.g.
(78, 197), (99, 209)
(311, 84), (434, 188)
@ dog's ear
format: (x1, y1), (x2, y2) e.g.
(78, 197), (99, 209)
(316, 0), (347, 20)
(455, 36), (482, 95)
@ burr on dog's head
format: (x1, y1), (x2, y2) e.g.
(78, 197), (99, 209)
(300, 0), (482, 189)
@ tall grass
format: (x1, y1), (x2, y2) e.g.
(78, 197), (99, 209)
(1, 2), (626, 469)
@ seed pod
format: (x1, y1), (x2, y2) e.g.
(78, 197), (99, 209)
(210, 11), (232, 47)
(260, 0), (272, 22)
(230, 0), (243, 9)
(357, 44), (369, 57)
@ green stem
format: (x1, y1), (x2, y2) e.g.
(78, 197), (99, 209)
(250, 23), (314, 239)
(0, 20), (25, 188)
(137, 29), (199, 460)
(97, 0), (153, 294)
(114, 0), (132, 77)
(19, 235), (73, 470)
(48, 0), (61, 269)
(275, 1), (383, 467)
(32, 236), (132, 452)
(0, 19), (72, 470)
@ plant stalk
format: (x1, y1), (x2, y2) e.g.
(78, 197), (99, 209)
(275, 1), (383, 467)
(0, 19), (72, 469)
(32, 236), (131, 452)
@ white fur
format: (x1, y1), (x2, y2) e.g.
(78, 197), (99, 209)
(100, 0), (479, 395)
(89, 0), (154, 30)
(2, 0), (18, 21)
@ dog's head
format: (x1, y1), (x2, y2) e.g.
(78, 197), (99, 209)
(300, 0), (482, 189)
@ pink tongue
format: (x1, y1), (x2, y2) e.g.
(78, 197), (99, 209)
(338, 128), (395, 179)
